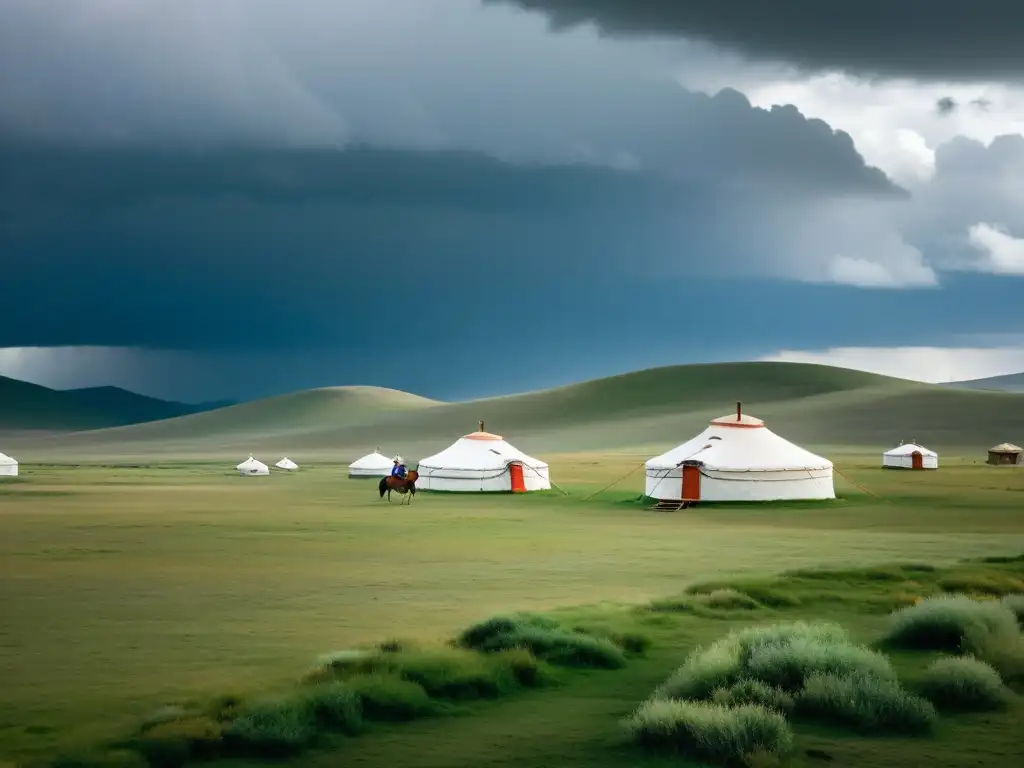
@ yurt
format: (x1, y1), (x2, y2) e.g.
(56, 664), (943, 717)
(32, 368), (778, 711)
(645, 403), (834, 503)
(236, 455), (270, 476)
(348, 448), (395, 478)
(275, 457), (299, 471)
(0, 451), (18, 478)
(882, 442), (938, 470)
(417, 421), (550, 493)
(987, 443), (1023, 466)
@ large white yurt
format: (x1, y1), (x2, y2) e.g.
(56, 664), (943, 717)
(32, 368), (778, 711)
(237, 455), (270, 476)
(882, 442), (938, 470)
(348, 448), (395, 478)
(0, 451), (18, 477)
(645, 404), (834, 503)
(275, 457), (299, 471)
(417, 422), (550, 493)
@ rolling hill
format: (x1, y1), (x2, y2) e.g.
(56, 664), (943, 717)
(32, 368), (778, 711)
(0, 376), (223, 432)
(8, 361), (1024, 461)
(944, 372), (1024, 393)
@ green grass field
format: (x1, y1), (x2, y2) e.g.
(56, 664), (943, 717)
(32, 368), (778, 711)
(2, 453), (1024, 767)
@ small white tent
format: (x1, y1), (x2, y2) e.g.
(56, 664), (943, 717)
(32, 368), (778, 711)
(418, 422), (550, 493)
(645, 404), (834, 503)
(0, 451), (18, 478)
(275, 457), (299, 471)
(348, 448), (395, 478)
(882, 442), (937, 470)
(236, 455), (270, 476)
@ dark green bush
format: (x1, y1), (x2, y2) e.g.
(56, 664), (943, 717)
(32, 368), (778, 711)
(624, 699), (793, 765)
(920, 655), (1009, 712)
(796, 671), (937, 734)
(457, 615), (626, 669)
(882, 594), (1020, 651)
(345, 673), (437, 721)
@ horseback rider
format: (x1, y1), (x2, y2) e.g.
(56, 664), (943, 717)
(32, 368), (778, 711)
(391, 456), (408, 480)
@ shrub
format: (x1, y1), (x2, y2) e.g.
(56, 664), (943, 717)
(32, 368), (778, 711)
(938, 574), (1024, 597)
(456, 614), (557, 647)
(1000, 593), (1024, 625)
(223, 698), (317, 756)
(710, 679), (795, 715)
(376, 647), (522, 699)
(796, 672), (937, 734)
(611, 631), (652, 655)
(132, 717), (223, 767)
(653, 622), (854, 701)
(624, 699), (792, 765)
(961, 625), (1024, 685)
(655, 634), (747, 701)
(297, 683), (363, 734)
(457, 615), (626, 669)
(882, 594), (1020, 651)
(490, 647), (557, 688)
(745, 635), (896, 691)
(920, 655), (1009, 711)
(683, 582), (801, 609)
(345, 674), (437, 721)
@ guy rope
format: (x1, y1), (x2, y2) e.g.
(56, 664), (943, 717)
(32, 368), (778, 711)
(832, 465), (887, 502)
(581, 461), (646, 502)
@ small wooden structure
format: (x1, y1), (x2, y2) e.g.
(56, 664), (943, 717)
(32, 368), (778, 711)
(986, 443), (1023, 466)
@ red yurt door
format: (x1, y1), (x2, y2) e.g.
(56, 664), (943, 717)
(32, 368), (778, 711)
(681, 465), (701, 501)
(911, 451), (923, 470)
(510, 463), (526, 493)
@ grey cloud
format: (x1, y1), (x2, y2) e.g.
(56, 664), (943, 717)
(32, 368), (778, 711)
(0, 0), (896, 199)
(0, 126), (903, 356)
(896, 134), (1024, 273)
(936, 97), (958, 117)
(486, 0), (1024, 81)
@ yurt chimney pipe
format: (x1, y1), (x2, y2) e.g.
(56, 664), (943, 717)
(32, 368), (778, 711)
(479, 420), (485, 432)
(736, 402), (742, 421)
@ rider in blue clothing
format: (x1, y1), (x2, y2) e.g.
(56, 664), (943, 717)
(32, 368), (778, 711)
(391, 456), (407, 479)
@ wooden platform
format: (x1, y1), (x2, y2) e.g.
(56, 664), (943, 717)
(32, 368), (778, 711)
(649, 500), (697, 511)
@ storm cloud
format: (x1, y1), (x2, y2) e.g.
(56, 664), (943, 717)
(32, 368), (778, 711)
(2, 0), (1023, 401)
(0, 115), (902, 355)
(487, 0), (1024, 81)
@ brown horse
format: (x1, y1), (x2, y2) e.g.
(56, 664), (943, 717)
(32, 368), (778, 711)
(379, 469), (418, 504)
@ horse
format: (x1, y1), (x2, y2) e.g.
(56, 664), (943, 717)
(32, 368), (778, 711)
(378, 469), (418, 504)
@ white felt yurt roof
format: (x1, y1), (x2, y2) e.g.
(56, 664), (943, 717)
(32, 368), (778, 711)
(646, 410), (831, 473)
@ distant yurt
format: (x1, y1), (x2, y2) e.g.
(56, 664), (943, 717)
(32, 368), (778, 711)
(645, 403), (834, 503)
(882, 442), (938, 470)
(275, 457), (299, 471)
(987, 443), (1023, 466)
(236, 455), (270, 476)
(348, 448), (395, 478)
(417, 421), (550, 493)
(0, 451), (18, 477)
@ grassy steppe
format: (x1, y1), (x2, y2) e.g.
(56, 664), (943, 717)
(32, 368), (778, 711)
(2, 454), (1023, 767)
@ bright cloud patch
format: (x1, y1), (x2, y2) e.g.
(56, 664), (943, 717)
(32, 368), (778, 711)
(820, 253), (938, 289)
(968, 223), (1024, 275)
(699, 72), (1024, 188)
(760, 346), (1024, 383)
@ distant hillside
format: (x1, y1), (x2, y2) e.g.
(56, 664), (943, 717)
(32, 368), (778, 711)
(61, 386), (212, 424)
(8, 360), (1017, 461)
(0, 377), (220, 431)
(944, 372), (1024, 393)
(10, 361), (1024, 461)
